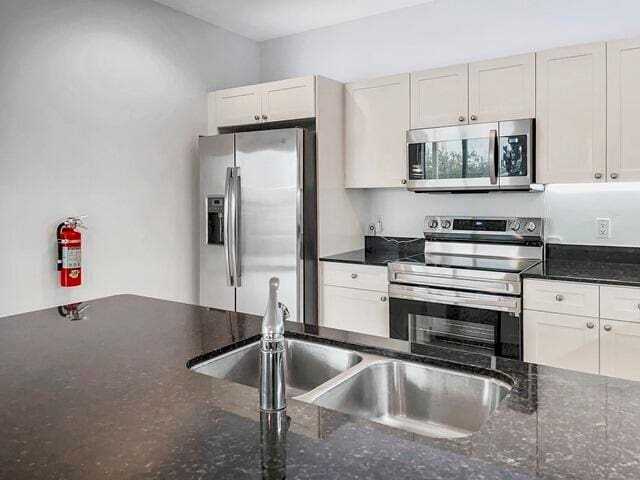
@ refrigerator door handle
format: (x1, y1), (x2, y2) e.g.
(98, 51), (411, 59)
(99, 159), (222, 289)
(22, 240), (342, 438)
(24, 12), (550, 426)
(223, 167), (234, 286)
(232, 167), (242, 287)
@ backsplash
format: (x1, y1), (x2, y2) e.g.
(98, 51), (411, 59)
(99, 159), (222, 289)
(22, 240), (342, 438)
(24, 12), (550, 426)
(358, 183), (640, 247)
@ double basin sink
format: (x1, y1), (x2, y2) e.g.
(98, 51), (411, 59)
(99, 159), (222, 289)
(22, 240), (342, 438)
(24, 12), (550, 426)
(191, 338), (512, 439)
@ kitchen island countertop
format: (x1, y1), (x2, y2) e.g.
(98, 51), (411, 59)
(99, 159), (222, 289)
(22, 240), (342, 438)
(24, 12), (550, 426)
(2, 294), (640, 479)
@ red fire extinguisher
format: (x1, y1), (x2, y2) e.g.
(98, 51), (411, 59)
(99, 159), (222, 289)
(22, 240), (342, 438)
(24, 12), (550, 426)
(56, 217), (87, 288)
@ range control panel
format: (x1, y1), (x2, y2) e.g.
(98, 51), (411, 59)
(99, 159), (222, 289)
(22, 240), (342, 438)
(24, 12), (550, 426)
(424, 216), (543, 236)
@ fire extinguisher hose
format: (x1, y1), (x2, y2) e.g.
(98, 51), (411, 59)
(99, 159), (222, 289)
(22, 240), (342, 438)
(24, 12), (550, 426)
(56, 222), (66, 272)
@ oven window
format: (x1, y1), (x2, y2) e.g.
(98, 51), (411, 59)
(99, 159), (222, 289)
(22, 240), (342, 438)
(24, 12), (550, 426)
(390, 297), (521, 359)
(411, 302), (498, 354)
(409, 138), (491, 181)
(500, 134), (528, 177)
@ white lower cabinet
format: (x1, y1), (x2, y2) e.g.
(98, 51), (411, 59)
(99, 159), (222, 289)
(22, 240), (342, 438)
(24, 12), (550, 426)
(600, 319), (640, 381)
(320, 261), (389, 337)
(524, 280), (640, 380)
(523, 310), (599, 375)
(321, 285), (389, 338)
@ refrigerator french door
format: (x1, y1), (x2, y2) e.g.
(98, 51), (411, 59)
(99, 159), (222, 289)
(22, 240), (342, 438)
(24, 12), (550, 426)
(199, 128), (316, 323)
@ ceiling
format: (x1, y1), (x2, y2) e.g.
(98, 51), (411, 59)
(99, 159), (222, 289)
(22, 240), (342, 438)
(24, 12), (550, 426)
(154, 0), (434, 42)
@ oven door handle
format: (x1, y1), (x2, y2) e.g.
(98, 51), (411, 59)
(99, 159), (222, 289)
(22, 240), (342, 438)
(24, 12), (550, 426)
(389, 284), (520, 314)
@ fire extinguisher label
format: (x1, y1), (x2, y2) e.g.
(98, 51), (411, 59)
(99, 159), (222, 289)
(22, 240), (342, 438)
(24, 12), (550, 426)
(62, 247), (81, 269)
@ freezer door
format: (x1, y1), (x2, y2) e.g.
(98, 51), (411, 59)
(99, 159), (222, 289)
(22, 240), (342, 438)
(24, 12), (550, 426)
(235, 129), (302, 321)
(199, 134), (236, 311)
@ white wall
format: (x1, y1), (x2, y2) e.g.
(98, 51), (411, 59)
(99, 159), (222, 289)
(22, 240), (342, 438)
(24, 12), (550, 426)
(259, 0), (640, 247)
(0, 0), (260, 317)
(261, 0), (640, 83)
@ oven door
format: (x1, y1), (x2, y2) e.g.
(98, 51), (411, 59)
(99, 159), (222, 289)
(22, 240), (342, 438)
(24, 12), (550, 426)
(406, 123), (499, 192)
(389, 284), (521, 360)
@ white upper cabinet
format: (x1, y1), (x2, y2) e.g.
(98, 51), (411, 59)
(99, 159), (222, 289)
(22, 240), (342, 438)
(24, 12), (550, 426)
(468, 53), (536, 123)
(345, 74), (410, 188)
(536, 42), (607, 183)
(213, 76), (316, 128)
(411, 64), (468, 129)
(261, 76), (316, 123)
(214, 84), (263, 128)
(607, 37), (640, 182)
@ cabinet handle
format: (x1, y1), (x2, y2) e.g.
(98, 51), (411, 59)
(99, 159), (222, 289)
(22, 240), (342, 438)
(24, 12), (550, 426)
(555, 294), (564, 301)
(604, 324), (612, 332)
(637, 303), (640, 310)
(594, 172), (602, 179)
(254, 115), (260, 121)
(401, 179), (407, 185)
(586, 321), (595, 329)
(262, 114), (268, 120)
(351, 274), (358, 279)
(458, 116), (465, 122)
(470, 115), (478, 121)
(610, 173), (619, 180)
(380, 296), (388, 302)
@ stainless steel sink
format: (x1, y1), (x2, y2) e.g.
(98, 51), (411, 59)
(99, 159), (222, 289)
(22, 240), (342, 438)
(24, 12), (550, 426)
(192, 338), (364, 397)
(192, 338), (512, 438)
(298, 359), (511, 438)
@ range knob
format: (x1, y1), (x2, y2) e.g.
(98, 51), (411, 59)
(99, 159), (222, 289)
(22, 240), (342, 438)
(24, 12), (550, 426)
(510, 221), (521, 232)
(441, 220), (452, 229)
(427, 219), (439, 229)
(525, 221), (537, 232)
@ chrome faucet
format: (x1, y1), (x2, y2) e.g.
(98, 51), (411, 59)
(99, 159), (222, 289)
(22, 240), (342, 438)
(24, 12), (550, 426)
(259, 277), (290, 411)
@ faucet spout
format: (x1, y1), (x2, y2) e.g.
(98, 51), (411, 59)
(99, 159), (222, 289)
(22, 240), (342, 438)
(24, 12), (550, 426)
(260, 277), (288, 412)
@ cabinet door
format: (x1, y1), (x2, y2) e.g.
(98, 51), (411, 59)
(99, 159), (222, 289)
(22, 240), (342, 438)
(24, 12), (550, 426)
(469, 53), (535, 123)
(523, 310), (599, 374)
(345, 74), (409, 188)
(600, 319), (640, 381)
(321, 286), (389, 337)
(536, 43), (606, 183)
(600, 285), (640, 323)
(410, 64), (468, 129)
(261, 76), (316, 123)
(215, 84), (262, 128)
(607, 37), (640, 182)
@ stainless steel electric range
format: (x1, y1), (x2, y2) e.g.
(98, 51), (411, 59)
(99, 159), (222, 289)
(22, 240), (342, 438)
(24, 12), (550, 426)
(388, 216), (544, 360)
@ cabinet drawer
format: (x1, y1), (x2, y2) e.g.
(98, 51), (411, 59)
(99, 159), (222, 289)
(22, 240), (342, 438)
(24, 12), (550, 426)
(321, 262), (388, 292)
(600, 285), (640, 323)
(524, 279), (599, 317)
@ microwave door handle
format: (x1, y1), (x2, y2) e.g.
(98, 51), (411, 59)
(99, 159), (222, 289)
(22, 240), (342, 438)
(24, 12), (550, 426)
(223, 167), (234, 286)
(489, 129), (498, 185)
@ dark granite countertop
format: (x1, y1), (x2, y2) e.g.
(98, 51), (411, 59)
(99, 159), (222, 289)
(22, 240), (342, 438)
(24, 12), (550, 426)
(523, 244), (640, 286)
(320, 236), (423, 266)
(522, 259), (640, 286)
(319, 248), (399, 266)
(3, 295), (640, 479)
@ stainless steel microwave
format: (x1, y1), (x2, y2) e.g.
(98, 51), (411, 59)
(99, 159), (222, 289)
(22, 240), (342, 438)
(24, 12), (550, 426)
(405, 119), (535, 192)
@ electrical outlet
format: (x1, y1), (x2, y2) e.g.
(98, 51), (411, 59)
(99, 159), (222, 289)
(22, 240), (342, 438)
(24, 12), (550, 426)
(375, 215), (384, 234)
(595, 218), (611, 239)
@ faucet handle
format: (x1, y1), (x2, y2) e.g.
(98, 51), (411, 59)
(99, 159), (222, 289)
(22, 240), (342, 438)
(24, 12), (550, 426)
(278, 302), (290, 322)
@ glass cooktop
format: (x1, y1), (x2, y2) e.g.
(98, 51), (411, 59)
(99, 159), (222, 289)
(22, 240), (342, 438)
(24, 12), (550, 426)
(398, 253), (541, 274)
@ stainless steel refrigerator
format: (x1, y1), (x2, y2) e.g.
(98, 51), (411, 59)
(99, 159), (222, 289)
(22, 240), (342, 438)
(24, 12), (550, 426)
(199, 128), (317, 323)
